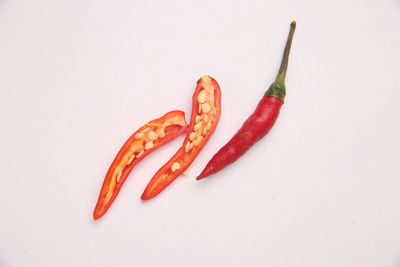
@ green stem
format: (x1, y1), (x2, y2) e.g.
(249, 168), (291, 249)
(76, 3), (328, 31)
(265, 21), (296, 100)
(276, 21), (296, 84)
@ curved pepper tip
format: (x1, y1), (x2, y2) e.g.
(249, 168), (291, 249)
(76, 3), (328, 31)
(140, 192), (152, 201)
(196, 165), (213, 180)
(93, 212), (101, 221)
(196, 175), (205, 180)
(93, 205), (107, 220)
(93, 202), (107, 220)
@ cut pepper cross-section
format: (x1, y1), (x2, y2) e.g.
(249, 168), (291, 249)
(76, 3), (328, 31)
(93, 110), (188, 220)
(141, 75), (221, 200)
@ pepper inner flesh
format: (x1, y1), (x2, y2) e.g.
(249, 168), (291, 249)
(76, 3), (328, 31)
(149, 77), (218, 193)
(104, 124), (185, 203)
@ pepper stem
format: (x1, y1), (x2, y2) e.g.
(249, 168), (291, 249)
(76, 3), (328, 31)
(276, 21), (296, 84)
(265, 21), (296, 100)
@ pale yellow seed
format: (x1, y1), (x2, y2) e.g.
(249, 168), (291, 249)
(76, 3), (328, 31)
(147, 131), (158, 141)
(189, 132), (197, 141)
(194, 122), (202, 132)
(189, 142), (195, 150)
(203, 114), (208, 123)
(185, 142), (191, 152)
(156, 128), (165, 138)
(144, 141), (154, 150)
(194, 135), (203, 146)
(127, 154), (135, 165)
(136, 149), (144, 158)
(136, 144), (144, 152)
(195, 115), (202, 123)
(129, 144), (138, 154)
(202, 127), (208, 136)
(135, 133), (144, 139)
(206, 120), (212, 130)
(201, 103), (211, 113)
(198, 104), (202, 113)
(171, 162), (181, 172)
(116, 171), (122, 182)
(197, 90), (207, 104)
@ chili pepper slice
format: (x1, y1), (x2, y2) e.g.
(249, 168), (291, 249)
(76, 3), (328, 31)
(197, 21), (296, 180)
(93, 110), (188, 220)
(141, 76), (221, 200)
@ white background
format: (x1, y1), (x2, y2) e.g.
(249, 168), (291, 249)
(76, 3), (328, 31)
(1, 0), (399, 266)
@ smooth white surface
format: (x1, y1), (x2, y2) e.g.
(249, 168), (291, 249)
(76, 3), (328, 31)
(1, 0), (400, 266)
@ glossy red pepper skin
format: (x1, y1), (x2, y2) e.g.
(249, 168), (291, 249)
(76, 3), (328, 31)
(93, 111), (188, 220)
(197, 21), (296, 180)
(141, 76), (221, 200)
(197, 97), (282, 178)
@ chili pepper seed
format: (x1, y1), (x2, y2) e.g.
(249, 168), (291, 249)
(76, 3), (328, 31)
(189, 132), (197, 141)
(136, 149), (144, 158)
(197, 90), (207, 104)
(185, 142), (191, 152)
(171, 162), (181, 172)
(135, 133), (144, 139)
(206, 120), (212, 130)
(194, 135), (203, 146)
(156, 128), (165, 138)
(195, 115), (202, 123)
(194, 122), (202, 131)
(144, 141), (154, 150)
(147, 131), (157, 141)
(201, 103), (210, 113)
(127, 154), (135, 165)
(115, 169), (122, 182)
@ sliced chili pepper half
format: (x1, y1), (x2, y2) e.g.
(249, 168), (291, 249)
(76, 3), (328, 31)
(141, 75), (221, 200)
(93, 110), (188, 220)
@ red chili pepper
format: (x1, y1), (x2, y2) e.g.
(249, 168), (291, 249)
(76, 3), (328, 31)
(141, 76), (221, 200)
(197, 21), (296, 180)
(93, 111), (188, 220)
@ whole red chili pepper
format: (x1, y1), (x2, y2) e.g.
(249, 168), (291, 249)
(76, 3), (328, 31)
(197, 21), (296, 180)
